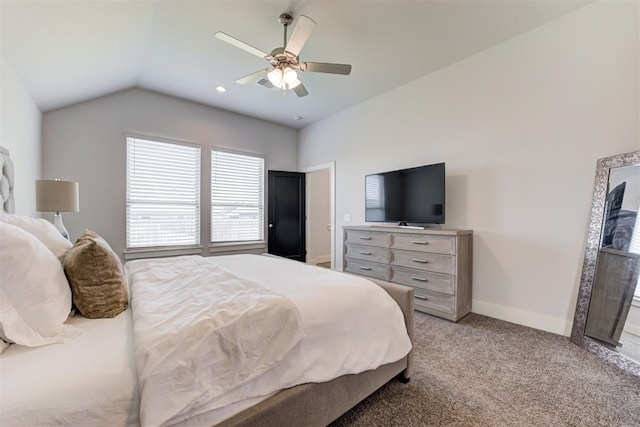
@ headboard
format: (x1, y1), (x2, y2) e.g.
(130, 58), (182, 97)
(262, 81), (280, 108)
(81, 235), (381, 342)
(0, 145), (15, 214)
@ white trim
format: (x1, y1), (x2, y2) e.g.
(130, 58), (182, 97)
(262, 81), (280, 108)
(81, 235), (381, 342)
(124, 132), (202, 150)
(624, 323), (640, 337)
(472, 299), (572, 336)
(124, 245), (203, 260)
(209, 145), (265, 159)
(307, 254), (331, 265)
(315, 254), (331, 264)
(209, 241), (265, 253)
(303, 161), (336, 269)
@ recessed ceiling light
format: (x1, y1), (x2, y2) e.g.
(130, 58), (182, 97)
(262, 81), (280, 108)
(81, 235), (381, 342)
(294, 116), (303, 121)
(215, 86), (226, 93)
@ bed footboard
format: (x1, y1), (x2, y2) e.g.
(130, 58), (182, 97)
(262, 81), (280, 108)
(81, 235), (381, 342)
(366, 277), (414, 380)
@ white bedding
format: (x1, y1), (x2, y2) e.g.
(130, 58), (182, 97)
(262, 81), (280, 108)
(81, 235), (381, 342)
(128, 254), (412, 426)
(127, 256), (305, 427)
(0, 254), (411, 427)
(0, 309), (139, 426)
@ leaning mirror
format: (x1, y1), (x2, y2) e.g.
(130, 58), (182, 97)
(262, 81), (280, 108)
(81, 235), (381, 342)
(571, 150), (640, 377)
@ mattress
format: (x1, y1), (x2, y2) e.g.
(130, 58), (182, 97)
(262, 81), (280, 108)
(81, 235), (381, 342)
(0, 309), (139, 426)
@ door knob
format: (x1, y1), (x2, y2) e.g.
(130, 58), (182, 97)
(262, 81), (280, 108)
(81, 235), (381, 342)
(268, 224), (274, 228)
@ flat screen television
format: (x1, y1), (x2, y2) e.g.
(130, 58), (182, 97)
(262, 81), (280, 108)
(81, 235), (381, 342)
(365, 162), (445, 225)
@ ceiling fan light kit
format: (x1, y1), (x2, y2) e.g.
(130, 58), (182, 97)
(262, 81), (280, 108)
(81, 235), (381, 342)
(267, 66), (301, 90)
(215, 13), (352, 97)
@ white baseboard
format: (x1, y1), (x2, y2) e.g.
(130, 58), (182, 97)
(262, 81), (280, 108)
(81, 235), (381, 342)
(307, 255), (331, 265)
(623, 324), (640, 337)
(316, 254), (330, 264)
(308, 254), (331, 265)
(472, 300), (572, 337)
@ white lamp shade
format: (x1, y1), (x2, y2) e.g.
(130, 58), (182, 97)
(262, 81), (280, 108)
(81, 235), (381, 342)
(267, 68), (283, 87)
(36, 180), (79, 212)
(283, 67), (298, 84)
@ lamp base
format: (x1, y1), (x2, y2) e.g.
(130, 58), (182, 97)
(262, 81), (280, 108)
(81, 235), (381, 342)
(53, 212), (70, 240)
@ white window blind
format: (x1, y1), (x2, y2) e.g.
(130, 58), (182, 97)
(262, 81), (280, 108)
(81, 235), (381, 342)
(126, 137), (200, 248)
(211, 150), (264, 243)
(365, 174), (385, 221)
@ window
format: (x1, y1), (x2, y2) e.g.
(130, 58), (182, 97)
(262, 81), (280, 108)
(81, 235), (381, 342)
(211, 150), (264, 243)
(365, 174), (385, 221)
(126, 137), (200, 248)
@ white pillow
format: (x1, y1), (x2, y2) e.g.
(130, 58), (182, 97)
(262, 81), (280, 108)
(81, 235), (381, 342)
(0, 223), (75, 345)
(5, 214), (72, 258)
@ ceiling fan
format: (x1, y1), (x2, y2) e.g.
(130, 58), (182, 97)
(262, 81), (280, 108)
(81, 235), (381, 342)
(215, 13), (352, 97)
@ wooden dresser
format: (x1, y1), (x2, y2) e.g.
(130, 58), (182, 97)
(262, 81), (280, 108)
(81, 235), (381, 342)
(343, 226), (473, 321)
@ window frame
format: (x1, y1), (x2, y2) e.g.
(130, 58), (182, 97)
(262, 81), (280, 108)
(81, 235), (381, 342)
(123, 134), (203, 259)
(209, 147), (266, 252)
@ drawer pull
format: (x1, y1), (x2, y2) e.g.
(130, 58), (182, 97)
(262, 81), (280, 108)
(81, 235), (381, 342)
(359, 236), (372, 240)
(411, 276), (428, 282)
(359, 251), (372, 255)
(411, 258), (429, 264)
(359, 266), (372, 271)
(415, 295), (428, 300)
(412, 240), (428, 245)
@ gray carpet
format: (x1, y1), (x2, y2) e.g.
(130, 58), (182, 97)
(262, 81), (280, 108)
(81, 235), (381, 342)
(331, 312), (640, 427)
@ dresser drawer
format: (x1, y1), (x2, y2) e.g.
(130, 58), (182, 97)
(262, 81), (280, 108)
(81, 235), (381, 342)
(392, 233), (455, 254)
(391, 249), (455, 275)
(345, 244), (390, 264)
(344, 258), (390, 281)
(413, 288), (455, 315)
(345, 230), (391, 248)
(391, 266), (455, 295)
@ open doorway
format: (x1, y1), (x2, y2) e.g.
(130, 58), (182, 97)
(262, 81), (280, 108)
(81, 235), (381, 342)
(304, 162), (335, 269)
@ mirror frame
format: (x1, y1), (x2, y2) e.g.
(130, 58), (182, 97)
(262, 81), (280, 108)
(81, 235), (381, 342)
(570, 150), (640, 378)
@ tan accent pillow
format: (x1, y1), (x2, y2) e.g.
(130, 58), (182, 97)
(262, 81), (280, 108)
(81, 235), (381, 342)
(63, 230), (128, 318)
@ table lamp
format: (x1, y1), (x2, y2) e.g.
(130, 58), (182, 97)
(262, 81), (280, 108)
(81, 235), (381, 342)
(36, 178), (79, 239)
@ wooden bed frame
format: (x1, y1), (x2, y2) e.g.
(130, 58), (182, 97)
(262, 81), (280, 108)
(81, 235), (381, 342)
(0, 145), (414, 426)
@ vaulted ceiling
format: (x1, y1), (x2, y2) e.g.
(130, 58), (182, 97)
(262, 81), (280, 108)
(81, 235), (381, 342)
(1, 1), (589, 128)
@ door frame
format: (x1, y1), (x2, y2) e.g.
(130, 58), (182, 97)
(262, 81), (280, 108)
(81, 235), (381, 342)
(303, 161), (336, 269)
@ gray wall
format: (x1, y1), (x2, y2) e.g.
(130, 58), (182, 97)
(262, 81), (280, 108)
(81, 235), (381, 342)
(1, 56), (42, 216)
(298, 1), (640, 335)
(42, 88), (297, 259)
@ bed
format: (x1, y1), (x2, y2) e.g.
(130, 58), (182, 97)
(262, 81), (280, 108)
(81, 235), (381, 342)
(0, 145), (414, 426)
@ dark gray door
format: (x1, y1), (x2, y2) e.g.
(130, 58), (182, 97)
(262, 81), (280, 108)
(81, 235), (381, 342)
(268, 170), (306, 262)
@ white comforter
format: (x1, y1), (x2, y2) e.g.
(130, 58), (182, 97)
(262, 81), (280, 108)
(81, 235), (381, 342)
(127, 254), (412, 426)
(127, 256), (305, 427)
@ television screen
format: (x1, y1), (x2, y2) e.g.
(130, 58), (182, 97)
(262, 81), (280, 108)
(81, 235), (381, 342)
(365, 162), (445, 224)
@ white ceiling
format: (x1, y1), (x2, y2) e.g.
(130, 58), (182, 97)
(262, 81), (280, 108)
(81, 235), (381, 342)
(1, 1), (589, 129)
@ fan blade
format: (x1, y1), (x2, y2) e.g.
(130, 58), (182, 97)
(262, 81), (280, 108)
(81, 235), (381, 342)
(235, 68), (269, 85)
(285, 15), (316, 57)
(215, 32), (268, 59)
(301, 62), (352, 75)
(294, 82), (309, 97)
